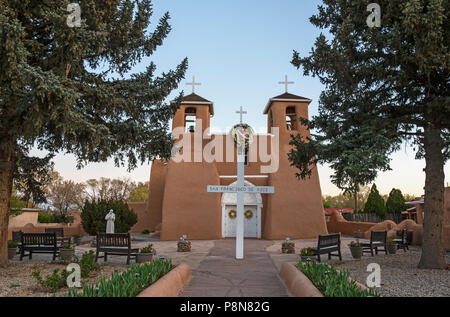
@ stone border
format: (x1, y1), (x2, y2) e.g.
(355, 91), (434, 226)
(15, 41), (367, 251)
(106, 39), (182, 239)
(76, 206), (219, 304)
(137, 263), (192, 297)
(279, 262), (369, 297)
(279, 262), (323, 297)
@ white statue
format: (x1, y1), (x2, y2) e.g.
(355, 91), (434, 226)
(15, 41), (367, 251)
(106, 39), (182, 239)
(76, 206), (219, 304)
(105, 209), (115, 234)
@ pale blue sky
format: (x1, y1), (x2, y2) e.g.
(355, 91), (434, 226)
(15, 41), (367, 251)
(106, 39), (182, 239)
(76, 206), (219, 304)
(31, 0), (449, 196)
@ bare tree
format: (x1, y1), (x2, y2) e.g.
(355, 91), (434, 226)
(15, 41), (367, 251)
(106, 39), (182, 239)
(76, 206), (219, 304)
(84, 177), (136, 202)
(46, 174), (86, 217)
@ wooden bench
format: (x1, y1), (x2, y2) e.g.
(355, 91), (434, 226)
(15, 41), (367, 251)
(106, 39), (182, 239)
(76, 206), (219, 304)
(95, 233), (139, 265)
(45, 228), (71, 246)
(20, 233), (58, 261)
(311, 233), (342, 262)
(362, 231), (387, 256)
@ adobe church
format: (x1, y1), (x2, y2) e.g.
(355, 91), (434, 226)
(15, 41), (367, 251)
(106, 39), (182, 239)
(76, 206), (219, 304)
(137, 78), (328, 240)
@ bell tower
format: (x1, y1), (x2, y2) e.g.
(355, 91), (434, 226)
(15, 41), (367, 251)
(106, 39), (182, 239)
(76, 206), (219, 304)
(172, 94), (214, 134)
(172, 76), (214, 134)
(262, 76), (328, 240)
(161, 77), (221, 241)
(265, 92), (311, 141)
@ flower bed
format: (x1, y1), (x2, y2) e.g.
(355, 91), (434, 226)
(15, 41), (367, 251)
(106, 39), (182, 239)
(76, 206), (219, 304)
(296, 261), (379, 297)
(68, 259), (173, 297)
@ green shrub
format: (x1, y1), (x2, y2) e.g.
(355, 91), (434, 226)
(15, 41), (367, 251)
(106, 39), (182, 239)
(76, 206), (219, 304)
(67, 259), (173, 297)
(297, 262), (379, 297)
(8, 241), (18, 248)
(38, 213), (69, 224)
(38, 214), (54, 223)
(32, 267), (70, 293)
(141, 229), (150, 235)
(81, 200), (138, 235)
(300, 247), (314, 256)
(78, 251), (99, 278)
(349, 241), (361, 248)
(140, 244), (155, 254)
(364, 184), (386, 218)
(61, 243), (72, 249)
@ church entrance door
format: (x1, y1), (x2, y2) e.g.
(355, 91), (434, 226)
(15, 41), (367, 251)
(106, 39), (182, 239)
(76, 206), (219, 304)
(221, 180), (262, 239)
(223, 205), (259, 238)
(222, 206), (261, 238)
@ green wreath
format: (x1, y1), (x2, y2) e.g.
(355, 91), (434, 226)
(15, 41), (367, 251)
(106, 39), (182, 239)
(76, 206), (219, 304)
(228, 210), (237, 219)
(231, 123), (255, 147)
(244, 209), (254, 219)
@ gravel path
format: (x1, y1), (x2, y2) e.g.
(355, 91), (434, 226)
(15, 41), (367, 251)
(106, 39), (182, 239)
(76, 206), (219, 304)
(333, 247), (450, 297)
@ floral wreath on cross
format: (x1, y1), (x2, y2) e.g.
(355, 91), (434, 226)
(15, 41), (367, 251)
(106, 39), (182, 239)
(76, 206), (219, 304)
(228, 210), (237, 219)
(231, 123), (255, 147)
(244, 209), (254, 219)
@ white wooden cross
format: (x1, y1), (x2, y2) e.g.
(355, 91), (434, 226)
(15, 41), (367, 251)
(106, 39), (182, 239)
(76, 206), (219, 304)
(235, 106), (247, 124)
(207, 108), (275, 260)
(186, 76), (201, 94)
(279, 75), (295, 93)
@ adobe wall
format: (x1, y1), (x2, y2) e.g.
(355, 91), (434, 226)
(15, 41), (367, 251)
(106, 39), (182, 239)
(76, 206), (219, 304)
(8, 211), (39, 227)
(361, 219), (424, 246)
(328, 212), (425, 246)
(160, 159), (222, 241)
(327, 212), (375, 236)
(7, 223), (85, 240)
(128, 202), (149, 233)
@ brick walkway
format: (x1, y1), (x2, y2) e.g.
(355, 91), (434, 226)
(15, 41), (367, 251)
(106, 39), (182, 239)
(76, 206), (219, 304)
(179, 239), (289, 297)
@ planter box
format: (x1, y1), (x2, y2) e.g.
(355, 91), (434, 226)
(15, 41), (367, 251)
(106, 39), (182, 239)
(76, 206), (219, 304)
(137, 263), (192, 297)
(279, 262), (323, 297)
(136, 253), (153, 263)
(279, 262), (369, 297)
(350, 247), (363, 259)
(8, 248), (16, 260)
(60, 248), (75, 262)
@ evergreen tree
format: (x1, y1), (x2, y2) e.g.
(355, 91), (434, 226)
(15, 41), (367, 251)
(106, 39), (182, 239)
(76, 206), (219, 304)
(0, 1), (187, 266)
(386, 188), (407, 214)
(364, 184), (386, 218)
(289, 0), (449, 269)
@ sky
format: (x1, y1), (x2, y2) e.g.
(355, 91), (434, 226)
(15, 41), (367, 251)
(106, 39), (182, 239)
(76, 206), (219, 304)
(30, 0), (449, 197)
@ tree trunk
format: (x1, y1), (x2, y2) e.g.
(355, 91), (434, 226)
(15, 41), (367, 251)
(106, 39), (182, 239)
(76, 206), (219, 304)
(0, 135), (15, 267)
(418, 126), (446, 269)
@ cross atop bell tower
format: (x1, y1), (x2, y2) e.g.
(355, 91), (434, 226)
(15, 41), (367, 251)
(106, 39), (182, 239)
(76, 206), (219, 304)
(278, 75), (295, 93)
(186, 76), (202, 94)
(236, 106), (247, 124)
